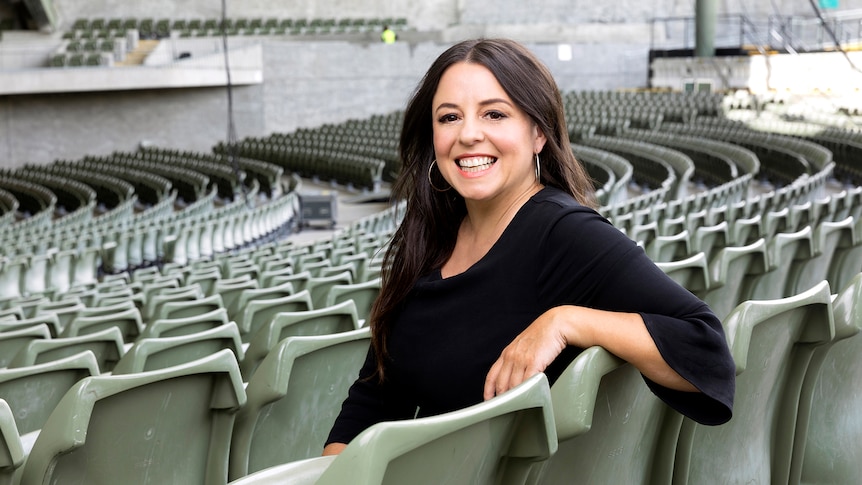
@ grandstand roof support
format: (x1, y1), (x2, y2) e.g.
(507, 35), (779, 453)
(695, 0), (717, 57)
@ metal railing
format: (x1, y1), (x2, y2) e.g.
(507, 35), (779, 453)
(650, 10), (862, 53)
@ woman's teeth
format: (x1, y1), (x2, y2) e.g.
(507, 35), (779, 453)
(457, 156), (496, 173)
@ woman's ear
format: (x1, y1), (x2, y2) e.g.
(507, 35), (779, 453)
(533, 125), (547, 154)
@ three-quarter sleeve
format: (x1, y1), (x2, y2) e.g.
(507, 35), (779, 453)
(537, 206), (735, 425)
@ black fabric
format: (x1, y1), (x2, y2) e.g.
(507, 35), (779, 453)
(326, 186), (735, 445)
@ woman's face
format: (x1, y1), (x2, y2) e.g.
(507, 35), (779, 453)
(431, 62), (546, 206)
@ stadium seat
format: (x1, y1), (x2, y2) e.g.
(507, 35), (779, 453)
(113, 322), (244, 374)
(20, 349), (245, 485)
(229, 327), (371, 479)
(531, 346), (677, 485)
(228, 281), (296, 320)
(0, 398), (24, 485)
(789, 217), (854, 296)
(157, 293), (224, 321)
(142, 284), (204, 322)
(61, 305), (143, 342)
(791, 272), (862, 485)
(671, 281), (834, 485)
(655, 252), (711, 295)
(7, 327), (124, 373)
(240, 300), (360, 379)
(237, 290), (313, 343)
(747, 226), (814, 301)
(305, 271), (353, 309)
(0, 313), (61, 337)
(0, 351), (100, 435)
(701, 238), (769, 320)
(323, 277), (381, 322)
(826, 216), (862, 292)
(139, 307), (231, 340)
(0, 325), (51, 368)
(227, 372), (556, 485)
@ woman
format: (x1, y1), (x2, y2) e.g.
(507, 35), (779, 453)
(324, 39), (734, 455)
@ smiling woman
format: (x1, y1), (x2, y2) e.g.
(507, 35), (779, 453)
(322, 38), (736, 457)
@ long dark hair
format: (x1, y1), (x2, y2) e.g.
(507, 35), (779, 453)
(369, 38), (596, 380)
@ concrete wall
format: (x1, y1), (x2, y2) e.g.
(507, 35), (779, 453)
(2, 0), (861, 168)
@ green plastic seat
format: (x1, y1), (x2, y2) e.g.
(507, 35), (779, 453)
(228, 372), (556, 485)
(671, 281), (835, 485)
(747, 226), (814, 301)
(0, 398), (24, 485)
(655, 252), (710, 295)
(826, 216), (862, 292)
(139, 307), (231, 340)
(228, 282), (296, 321)
(789, 217), (854, 296)
(61, 305), (143, 342)
(237, 290), (313, 344)
(324, 277), (381, 322)
(646, 230), (691, 263)
(20, 349), (245, 485)
(791, 272), (862, 485)
(229, 327), (371, 479)
(215, 277), (259, 318)
(8, 327), (124, 373)
(157, 293), (224, 321)
(305, 272), (353, 310)
(531, 346), (678, 485)
(0, 325), (51, 368)
(143, 285), (204, 322)
(266, 270), (311, 292)
(113, 322), (244, 374)
(701, 238), (769, 320)
(0, 313), (61, 337)
(33, 298), (85, 335)
(0, 351), (100, 435)
(240, 300), (359, 379)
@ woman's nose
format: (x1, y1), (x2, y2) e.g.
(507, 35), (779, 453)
(458, 116), (484, 145)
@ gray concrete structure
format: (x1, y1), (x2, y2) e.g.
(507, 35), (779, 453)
(2, 0), (861, 168)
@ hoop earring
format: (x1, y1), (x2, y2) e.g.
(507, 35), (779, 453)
(428, 160), (452, 192)
(535, 153), (541, 182)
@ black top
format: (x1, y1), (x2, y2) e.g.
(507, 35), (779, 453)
(327, 186), (735, 445)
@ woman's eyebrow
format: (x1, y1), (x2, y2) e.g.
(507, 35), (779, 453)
(434, 98), (513, 112)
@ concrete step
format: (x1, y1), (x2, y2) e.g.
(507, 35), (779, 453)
(116, 39), (159, 66)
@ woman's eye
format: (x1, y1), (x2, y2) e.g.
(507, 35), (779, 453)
(486, 111), (506, 120)
(438, 114), (459, 123)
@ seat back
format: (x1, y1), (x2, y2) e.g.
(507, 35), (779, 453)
(113, 322), (244, 374)
(21, 349), (245, 485)
(0, 398), (24, 485)
(324, 277), (381, 322)
(792, 272), (862, 485)
(747, 226), (814, 301)
(240, 300), (359, 379)
(140, 307), (230, 339)
(0, 313), (61, 337)
(702, 238), (769, 320)
(8, 326), (125, 372)
(534, 346), (676, 485)
(0, 325), (51, 368)
(305, 272), (353, 310)
(158, 293), (224, 321)
(237, 290), (313, 343)
(0, 351), (100, 434)
(229, 327), (371, 479)
(316, 372), (557, 485)
(672, 281), (834, 485)
(655, 252), (710, 295)
(61, 306), (143, 342)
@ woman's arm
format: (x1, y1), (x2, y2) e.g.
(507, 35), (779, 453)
(322, 443), (347, 456)
(483, 305), (696, 400)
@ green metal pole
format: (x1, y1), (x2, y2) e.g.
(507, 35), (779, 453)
(695, 0), (717, 57)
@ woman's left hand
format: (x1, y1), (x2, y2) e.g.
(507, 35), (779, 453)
(483, 307), (573, 400)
